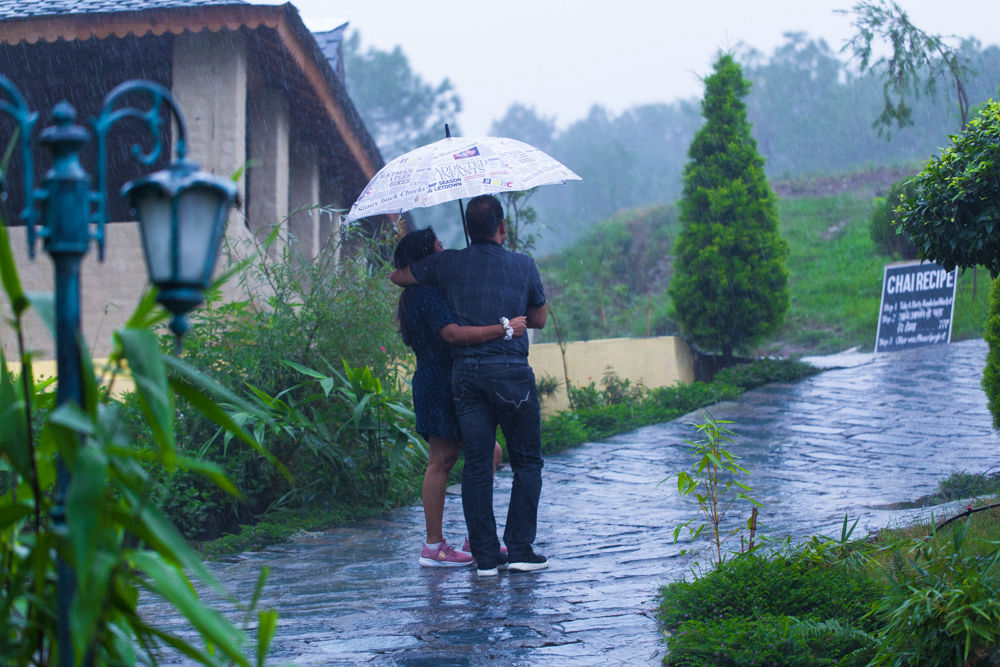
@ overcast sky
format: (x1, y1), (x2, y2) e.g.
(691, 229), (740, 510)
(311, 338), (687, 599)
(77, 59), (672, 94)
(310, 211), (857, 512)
(257, 0), (1000, 136)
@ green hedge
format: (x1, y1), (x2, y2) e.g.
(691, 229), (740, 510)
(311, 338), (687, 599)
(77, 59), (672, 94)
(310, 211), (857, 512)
(658, 552), (883, 666)
(541, 359), (817, 454)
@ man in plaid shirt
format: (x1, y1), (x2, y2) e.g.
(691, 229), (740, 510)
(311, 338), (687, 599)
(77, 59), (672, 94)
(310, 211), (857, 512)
(391, 194), (549, 577)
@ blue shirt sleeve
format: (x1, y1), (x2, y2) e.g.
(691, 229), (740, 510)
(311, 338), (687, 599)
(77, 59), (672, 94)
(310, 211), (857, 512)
(527, 259), (546, 308)
(411, 252), (442, 286)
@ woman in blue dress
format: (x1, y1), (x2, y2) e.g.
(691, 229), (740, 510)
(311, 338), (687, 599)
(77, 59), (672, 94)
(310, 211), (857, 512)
(393, 228), (526, 567)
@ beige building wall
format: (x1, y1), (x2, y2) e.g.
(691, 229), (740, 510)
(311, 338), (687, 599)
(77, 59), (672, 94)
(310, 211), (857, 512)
(172, 29), (256, 308)
(528, 336), (695, 414)
(247, 90), (290, 258)
(288, 145), (321, 264)
(1, 30), (257, 360)
(318, 176), (344, 264)
(0, 223), (152, 360)
(172, 30), (248, 206)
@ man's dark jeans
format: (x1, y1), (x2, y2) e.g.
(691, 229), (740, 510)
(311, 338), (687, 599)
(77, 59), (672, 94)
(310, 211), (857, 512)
(452, 356), (543, 569)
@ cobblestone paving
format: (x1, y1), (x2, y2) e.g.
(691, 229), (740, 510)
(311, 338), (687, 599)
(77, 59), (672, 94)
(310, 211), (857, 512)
(148, 339), (1000, 665)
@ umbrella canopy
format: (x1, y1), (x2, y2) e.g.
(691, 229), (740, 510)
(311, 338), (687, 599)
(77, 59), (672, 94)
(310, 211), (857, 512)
(343, 136), (581, 224)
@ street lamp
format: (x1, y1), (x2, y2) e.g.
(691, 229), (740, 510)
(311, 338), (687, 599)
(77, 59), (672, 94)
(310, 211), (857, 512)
(0, 75), (236, 666)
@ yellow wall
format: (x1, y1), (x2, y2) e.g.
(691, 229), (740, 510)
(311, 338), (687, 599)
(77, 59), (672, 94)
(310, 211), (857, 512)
(7, 336), (695, 411)
(4, 359), (135, 398)
(528, 336), (695, 414)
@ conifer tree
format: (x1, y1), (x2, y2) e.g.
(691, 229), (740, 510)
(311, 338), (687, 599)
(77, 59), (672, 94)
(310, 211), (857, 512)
(668, 54), (789, 363)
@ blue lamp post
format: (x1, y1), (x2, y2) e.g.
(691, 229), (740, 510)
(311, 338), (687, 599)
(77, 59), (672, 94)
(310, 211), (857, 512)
(0, 76), (237, 666)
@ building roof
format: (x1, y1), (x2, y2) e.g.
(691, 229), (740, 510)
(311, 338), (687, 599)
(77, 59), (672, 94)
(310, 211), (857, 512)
(0, 1), (380, 180)
(313, 22), (348, 81)
(0, 0), (247, 19)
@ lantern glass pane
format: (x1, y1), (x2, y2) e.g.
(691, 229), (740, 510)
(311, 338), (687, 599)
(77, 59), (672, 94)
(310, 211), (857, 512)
(135, 190), (172, 284)
(178, 187), (223, 285)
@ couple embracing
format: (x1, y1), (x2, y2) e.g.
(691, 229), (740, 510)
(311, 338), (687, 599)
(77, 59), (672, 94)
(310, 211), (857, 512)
(390, 194), (548, 577)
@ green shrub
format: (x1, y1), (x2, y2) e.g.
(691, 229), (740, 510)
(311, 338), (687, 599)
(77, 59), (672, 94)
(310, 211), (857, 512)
(646, 381), (738, 416)
(659, 552), (882, 666)
(658, 553), (881, 630)
(669, 53), (789, 362)
(934, 470), (1000, 502)
(567, 381), (603, 410)
(869, 179), (919, 259)
(982, 277), (1000, 429)
(870, 520), (1000, 666)
(576, 402), (644, 440)
(712, 358), (819, 391)
(540, 412), (588, 452)
(664, 613), (862, 666)
(536, 373), (562, 401)
(568, 368), (646, 411)
(540, 359), (812, 456)
(125, 230), (423, 541)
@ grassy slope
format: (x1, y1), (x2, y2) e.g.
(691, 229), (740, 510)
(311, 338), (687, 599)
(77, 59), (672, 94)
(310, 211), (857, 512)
(762, 194), (990, 357)
(538, 187), (991, 358)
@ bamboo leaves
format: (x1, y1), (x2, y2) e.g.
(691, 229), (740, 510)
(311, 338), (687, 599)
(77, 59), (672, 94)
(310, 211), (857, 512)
(669, 413), (761, 567)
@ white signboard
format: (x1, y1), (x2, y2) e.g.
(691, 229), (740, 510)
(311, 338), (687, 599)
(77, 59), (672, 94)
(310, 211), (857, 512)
(875, 262), (958, 353)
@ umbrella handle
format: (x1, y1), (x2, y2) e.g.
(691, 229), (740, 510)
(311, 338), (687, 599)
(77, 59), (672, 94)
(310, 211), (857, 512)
(459, 199), (469, 247)
(445, 123), (471, 247)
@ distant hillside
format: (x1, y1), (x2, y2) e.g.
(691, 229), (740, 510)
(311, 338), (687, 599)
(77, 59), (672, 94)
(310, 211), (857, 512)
(536, 167), (990, 356)
(771, 164), (920, 199)
(536, 205), (680, 344)
(478, 37), (1000, 256)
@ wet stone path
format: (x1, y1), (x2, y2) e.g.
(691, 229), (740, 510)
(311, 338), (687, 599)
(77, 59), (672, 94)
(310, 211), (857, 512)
(148, 339), (1000, 665)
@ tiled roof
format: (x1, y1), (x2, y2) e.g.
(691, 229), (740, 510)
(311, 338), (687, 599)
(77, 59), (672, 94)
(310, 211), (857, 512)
(0, 0), (246, 19)
(313, 22), (348, 81)
(0, 0), (380, 175)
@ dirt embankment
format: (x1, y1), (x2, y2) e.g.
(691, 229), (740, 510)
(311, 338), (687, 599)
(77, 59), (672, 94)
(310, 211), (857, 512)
(771, 165), (919, 199)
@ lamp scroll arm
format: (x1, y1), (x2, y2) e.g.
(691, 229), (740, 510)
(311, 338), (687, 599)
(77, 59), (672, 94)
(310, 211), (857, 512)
(0, 74), (42, 257)
(91, 80), (189, 261)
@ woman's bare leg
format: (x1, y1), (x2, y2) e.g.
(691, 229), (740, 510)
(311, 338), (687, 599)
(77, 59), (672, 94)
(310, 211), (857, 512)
(493, 441), (503, 472)
(423, 435), (461, 544)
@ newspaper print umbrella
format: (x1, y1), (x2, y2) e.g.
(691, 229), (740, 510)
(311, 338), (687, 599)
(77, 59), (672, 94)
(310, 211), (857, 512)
(343, 136), (581, 224)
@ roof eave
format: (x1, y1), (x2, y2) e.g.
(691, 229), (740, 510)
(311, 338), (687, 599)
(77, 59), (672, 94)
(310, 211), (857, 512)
(0, 2), (383, 180)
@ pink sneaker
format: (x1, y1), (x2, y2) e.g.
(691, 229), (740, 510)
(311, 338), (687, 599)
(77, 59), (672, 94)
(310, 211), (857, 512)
(462, 537), (508, 556)
(418, 540), (475, 568)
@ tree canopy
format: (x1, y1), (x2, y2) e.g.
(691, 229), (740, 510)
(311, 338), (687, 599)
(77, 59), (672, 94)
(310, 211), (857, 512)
(839, 0), (971, 134)
(668, 53), (789, 361)
(342, 31), (462, 160)
(896, 100), (1000, 276)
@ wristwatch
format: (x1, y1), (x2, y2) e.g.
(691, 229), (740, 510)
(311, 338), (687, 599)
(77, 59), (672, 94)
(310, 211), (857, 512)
(499, 316), (514, 341)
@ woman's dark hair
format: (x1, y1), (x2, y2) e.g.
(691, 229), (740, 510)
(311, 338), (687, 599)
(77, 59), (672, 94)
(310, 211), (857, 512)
(394, 227), (438, 347)
(393, 227), (437, 270)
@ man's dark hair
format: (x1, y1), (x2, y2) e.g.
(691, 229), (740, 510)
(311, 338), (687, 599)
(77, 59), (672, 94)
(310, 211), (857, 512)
(465, 195), (504, 243)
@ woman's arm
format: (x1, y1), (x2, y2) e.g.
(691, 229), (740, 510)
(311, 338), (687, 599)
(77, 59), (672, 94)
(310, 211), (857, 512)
(390, 267), (418, 286)
(438, 315), (528, 346)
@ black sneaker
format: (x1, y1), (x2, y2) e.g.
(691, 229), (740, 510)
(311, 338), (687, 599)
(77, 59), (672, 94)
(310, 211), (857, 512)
(507, 550), (548, 572)
(476, 551), (510, 577)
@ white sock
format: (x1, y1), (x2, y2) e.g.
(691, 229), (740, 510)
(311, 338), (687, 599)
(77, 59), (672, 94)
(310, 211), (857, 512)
(425, 541), (442, 550)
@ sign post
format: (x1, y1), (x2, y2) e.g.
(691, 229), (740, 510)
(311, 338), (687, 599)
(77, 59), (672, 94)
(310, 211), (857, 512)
(875, 261), (958, 353)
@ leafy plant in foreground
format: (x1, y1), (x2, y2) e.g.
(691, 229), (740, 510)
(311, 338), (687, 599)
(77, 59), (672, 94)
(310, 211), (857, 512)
(0, 219), (276, 664)
(669, 413), (760, 566)
(658, 542), (884, 666)
(870, 519), (1000, 666)
(142, 226), (416, 539)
